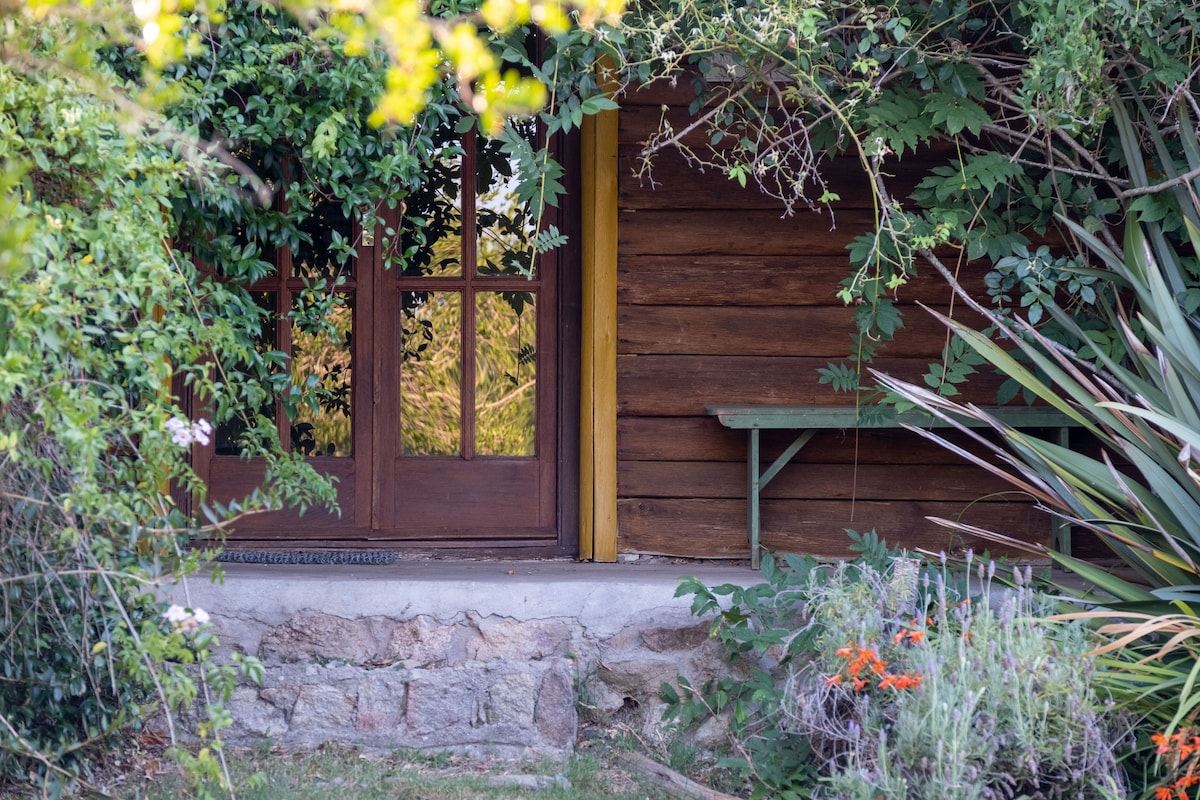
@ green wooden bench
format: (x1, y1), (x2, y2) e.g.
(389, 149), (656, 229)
(706, 405), (1079, 568)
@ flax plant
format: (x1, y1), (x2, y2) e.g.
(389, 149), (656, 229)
(872, 90), (1200, 792)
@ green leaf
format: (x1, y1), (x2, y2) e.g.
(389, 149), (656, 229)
(924, 93), (991, 136)
(579, 95), (619, 113)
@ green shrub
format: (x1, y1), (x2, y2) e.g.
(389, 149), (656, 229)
(0, 45), (314, 796)
(665, 538), (1128, 799)
(792, 556), (1126, 799)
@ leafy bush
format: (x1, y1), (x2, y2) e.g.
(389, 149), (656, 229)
(871, 90), (1200, 799)
(615, 0), (1200, 402)
(664, 537), (1128, 799)
(0, 42), (316, 796)
(1, 3), (617, 793)
(663, 550), (821, 798)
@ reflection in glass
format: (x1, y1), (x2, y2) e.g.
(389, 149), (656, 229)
(290, 293), (353, 457)
(402, 150), (463, 277)
(295, 200), (355, 283)
(476, 126), (537, 277)
(214, 291), (277, 456)
(400, 291), (461, 455)
(476, 292), (536, 456)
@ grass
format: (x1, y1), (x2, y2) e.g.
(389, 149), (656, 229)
(106, 743), (674, 800)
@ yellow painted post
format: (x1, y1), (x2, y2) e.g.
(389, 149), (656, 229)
(580, 92), (619, 562)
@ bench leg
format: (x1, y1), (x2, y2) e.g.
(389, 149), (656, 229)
(748, 428), (761, 570)
(747, 428), (817, 570)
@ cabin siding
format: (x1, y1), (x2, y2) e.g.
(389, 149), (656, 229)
(614, 85), (1052, 560)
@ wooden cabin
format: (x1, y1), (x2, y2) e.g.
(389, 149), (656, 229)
(199, 80), (1075, 564)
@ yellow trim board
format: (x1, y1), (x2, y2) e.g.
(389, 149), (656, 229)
(580, 104), (619, 562)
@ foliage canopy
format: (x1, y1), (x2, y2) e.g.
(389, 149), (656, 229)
(0, 0), (618, 793)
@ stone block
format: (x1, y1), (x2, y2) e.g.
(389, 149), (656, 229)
(640, 621), (712, 652)
(385, 615), (458, 665)
(597, 656), (681, 701)
(259, 611), (389, 665)
(468, 616), (573, 662)
(289, 680), (358, 740)
(405, 667), (480, 738)
(227, 686), (288, 740)
(534, 660), (577, 748)
(484, 670), (537, 726)
(355, 671), (408, 733)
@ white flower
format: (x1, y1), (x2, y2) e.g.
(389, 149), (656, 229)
(164, 604), (211, 631)
(165, 417), (189, 446)
(141, 20), (160, 45)
(131, 0), (161, 23)
(193, 419), (212, 446)
(166, 416), (214, 447)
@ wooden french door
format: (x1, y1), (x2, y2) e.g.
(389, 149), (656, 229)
(199, 127), (577, 553)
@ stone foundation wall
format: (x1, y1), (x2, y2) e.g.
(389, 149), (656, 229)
(179, 563), (755, 759)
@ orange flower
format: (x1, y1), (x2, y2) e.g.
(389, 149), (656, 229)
(1155, 787), (1174, 800)
(878, 672), (921, 691)
(1153, 731), (1200, 760)
(825, 674), (842, 686)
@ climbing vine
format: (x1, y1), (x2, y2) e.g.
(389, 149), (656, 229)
(610, 0), (1200, 401)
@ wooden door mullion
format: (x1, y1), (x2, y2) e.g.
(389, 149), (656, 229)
(461, 130), (478, 460)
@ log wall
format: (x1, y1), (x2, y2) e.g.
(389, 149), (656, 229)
(614, 85), (1060, 560)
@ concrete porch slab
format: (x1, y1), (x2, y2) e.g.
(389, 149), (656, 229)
(175, 560), (758, 635)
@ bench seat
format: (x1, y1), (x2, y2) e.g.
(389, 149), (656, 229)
(706, 404), (1079, 568)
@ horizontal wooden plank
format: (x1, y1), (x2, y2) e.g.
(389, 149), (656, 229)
(618, 144), (880, 209)
(617, 355), (1007, 416)
(617, 304), (989, 358)
(619, 305), (853, 357)
(617, 256), (993, 307)
(617, 498), (1052, 559)
(618, 209), (875, 256)
(616, 416), (1008, 464)
(618, 460), (1023, 502)
(615, 78), (706, 107)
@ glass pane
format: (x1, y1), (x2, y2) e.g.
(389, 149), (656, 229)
(476, 125), (538, 278)
(475, 291), (536, 456)
(400, 290), (461, 455)
(290, 293), (353, 457)
(402, 150), (463, 277)
(295, 200), (355, 283)
(214, 291), (277, 456)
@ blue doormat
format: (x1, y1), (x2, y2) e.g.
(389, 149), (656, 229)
(216, 550), (396, 565)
